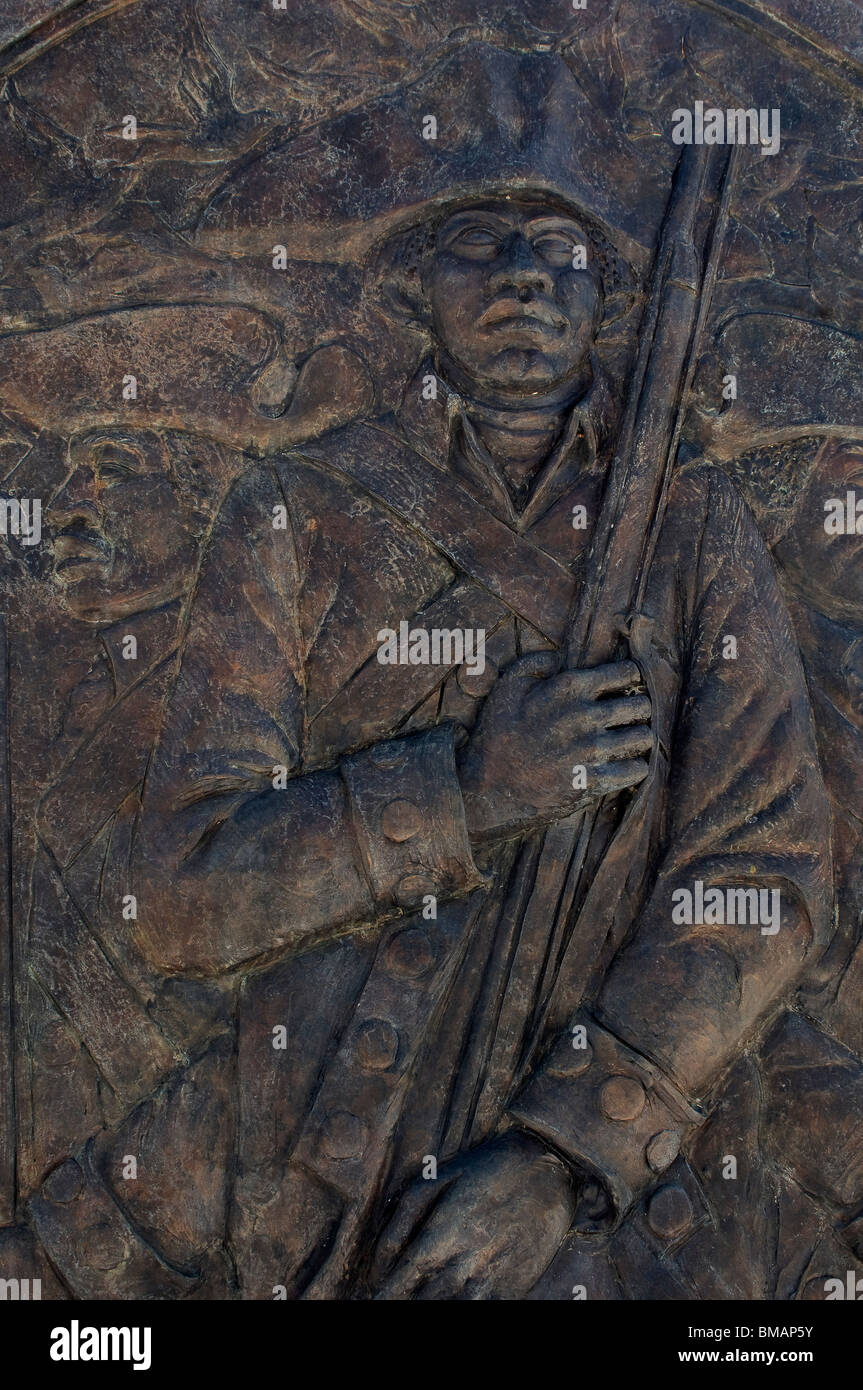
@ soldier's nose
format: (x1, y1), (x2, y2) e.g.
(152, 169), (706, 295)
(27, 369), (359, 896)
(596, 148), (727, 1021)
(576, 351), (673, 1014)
(489, 235), (553, 297)
(48, 469), (101, 530)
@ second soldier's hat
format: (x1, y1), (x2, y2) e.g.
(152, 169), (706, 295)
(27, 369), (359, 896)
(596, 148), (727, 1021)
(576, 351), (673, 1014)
(693, 312), (863, 460)
(0, 304), (372, 454)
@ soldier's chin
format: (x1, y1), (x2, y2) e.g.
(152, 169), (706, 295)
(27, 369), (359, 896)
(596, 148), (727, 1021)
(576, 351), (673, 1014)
(56, 572), (122, 625)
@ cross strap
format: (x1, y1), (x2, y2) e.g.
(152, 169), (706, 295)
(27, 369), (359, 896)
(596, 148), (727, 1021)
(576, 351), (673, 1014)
(307, 576), (510, 760)
(293, 420), (575, 644)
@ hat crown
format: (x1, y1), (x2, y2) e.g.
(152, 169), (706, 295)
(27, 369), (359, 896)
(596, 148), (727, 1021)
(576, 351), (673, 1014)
(197, 40), (666, 273)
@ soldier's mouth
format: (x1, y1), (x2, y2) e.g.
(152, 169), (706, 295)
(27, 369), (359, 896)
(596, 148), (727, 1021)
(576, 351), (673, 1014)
(485, 317), (562, 337)
(479, 298), (568, 334)
(54, 558), (112, 584)
(53, 531), (111, 576)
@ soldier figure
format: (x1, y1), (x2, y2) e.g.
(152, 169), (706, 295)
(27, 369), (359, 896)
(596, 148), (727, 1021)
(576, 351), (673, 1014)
(0, 308), (282, 1295)
(673, 315), (863, 1300)
(116, 46), (828, 1299)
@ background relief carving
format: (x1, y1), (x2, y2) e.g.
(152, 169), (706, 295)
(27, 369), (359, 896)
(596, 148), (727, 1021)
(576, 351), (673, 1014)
(0, 0), (861, 1313)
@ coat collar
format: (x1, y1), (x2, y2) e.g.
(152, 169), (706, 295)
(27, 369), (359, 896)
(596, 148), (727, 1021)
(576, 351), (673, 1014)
(99, 599), (183, 697)
(394, 355), (613, 530)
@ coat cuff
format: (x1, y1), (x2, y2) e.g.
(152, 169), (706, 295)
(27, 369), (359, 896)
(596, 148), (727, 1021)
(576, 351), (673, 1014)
(509, 1012), (703, 1216)
(341, 724), (484, 914)
(28, 1145), (198, 1299)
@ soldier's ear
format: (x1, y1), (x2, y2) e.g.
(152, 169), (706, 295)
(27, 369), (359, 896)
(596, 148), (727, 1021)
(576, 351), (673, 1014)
(377, 262), (432, 330)
(369, 232), (434, 331)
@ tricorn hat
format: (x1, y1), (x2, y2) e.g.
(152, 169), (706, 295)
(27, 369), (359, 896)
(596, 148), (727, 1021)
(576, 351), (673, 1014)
(194, 41), (668, 276)
(692, 312), (863, 460)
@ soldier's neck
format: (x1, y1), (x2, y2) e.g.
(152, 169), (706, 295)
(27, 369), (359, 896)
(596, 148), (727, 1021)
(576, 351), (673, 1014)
(439, 357), (590, 501)
(467, 403), (564, 499)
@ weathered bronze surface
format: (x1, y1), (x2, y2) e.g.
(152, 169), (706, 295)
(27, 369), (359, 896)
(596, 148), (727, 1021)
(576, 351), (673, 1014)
(0, 0), (861, 1302)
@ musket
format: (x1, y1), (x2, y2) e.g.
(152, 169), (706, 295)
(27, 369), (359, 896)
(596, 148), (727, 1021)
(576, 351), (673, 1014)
(517, 140), (742, 1078)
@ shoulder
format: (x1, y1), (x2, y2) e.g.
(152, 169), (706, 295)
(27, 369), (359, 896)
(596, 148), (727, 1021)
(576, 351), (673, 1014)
(206, 411), (415, 553)
(666, 458), (764, 549)
(276, 411), (423, 511)
(281, 411), (413, 476)
(669, 458), (748, 513)
(214, 455), (283, 519)
(287, 412), (399, 456)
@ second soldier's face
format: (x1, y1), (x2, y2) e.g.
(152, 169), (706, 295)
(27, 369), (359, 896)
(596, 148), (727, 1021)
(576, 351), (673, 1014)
(48, 430), (205, 625)
(423, 200), (602, 397)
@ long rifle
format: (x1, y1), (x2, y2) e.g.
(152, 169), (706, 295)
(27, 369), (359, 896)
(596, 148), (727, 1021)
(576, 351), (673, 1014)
(517, 141), (742, 1077)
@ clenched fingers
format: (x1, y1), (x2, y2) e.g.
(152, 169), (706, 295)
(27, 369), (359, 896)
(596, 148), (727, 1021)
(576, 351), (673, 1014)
(374, 1225), (450, 1300)
(589, 725), (654, 761)
(370, 1172), (462, 1289)
(538, 687), (651, 732)
(596, 694), (651, 729)
(588, 757), (650, 796)
(575, 659), (643, 697)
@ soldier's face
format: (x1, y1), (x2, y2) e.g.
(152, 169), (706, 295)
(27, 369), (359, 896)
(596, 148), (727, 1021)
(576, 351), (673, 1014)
(423, 200), (602, 396)
(47, 430), (205, 625)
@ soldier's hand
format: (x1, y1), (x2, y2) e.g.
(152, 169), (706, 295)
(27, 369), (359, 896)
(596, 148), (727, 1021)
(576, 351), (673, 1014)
(370, 1129), (576, 1300)
(458, 651), (651, 844)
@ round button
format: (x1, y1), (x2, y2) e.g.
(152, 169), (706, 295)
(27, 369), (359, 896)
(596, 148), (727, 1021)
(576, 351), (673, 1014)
(320, 1111), (368, 1161)
(646, 1183), (693, 1241)
(381, 799), (423, 842)
(646, 1129), (680, 1173)
(394, 874), (437, 910)
(43, 1158), (84, 1205)
(355, 1018), (399, 1071)
(457, 658), (498, 699)
(547, 1040), (593, 1079)
(599, 1075), (646, 1122)
(385, 926), (436, 978)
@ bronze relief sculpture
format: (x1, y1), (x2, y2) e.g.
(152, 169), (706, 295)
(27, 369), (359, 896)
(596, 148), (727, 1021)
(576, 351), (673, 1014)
(0, 0), (860, 1304)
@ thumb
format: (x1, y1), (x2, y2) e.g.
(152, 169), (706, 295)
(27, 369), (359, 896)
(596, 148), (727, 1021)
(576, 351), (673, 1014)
(369, 1178), (440, 1290)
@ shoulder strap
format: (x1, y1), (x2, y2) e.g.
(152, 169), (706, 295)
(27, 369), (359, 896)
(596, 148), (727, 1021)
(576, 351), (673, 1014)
(293, 421), (575, 644)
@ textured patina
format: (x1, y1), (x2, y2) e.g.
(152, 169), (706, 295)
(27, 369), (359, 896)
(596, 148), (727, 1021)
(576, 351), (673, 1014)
(0, 0), (861, 1301)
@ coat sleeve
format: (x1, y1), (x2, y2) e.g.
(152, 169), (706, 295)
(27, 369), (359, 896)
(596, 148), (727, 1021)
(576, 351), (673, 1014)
(132, 461), (482, 978)
(510, 465), (833, 1214)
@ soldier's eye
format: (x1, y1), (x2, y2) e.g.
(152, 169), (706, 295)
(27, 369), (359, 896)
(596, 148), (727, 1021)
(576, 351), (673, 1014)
(98, 464), (133, 485)
(532, 234), (577, 266)
(449, 226), (502, 259)
(95, 448), (140, 484)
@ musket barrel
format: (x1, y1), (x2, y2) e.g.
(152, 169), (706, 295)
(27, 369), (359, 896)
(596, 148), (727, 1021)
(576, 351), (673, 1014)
(520, 142), (738, 1073)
